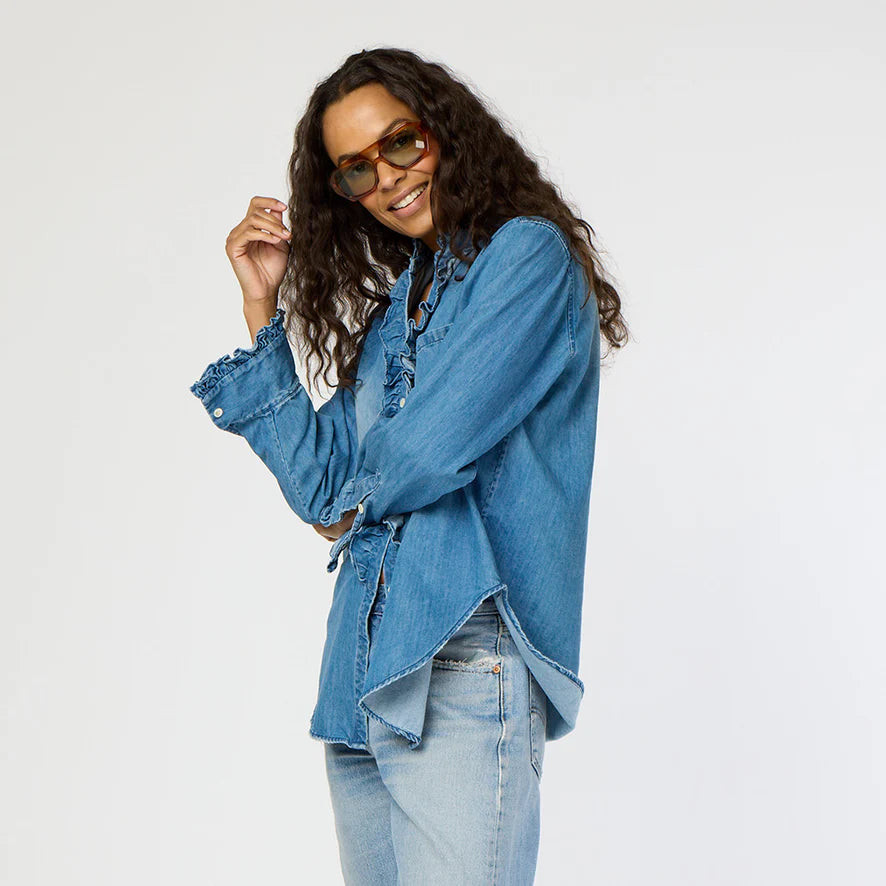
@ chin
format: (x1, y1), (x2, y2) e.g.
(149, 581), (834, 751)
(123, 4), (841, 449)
(385, 178), (434, 229)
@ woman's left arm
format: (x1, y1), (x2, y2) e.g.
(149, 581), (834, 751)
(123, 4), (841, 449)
(317, 217), (580, 533)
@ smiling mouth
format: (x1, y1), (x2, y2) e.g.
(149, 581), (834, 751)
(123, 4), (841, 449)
(389, 181), (428, 211)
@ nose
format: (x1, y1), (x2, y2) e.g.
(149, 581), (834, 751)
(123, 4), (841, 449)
(376, 158), (405, 195)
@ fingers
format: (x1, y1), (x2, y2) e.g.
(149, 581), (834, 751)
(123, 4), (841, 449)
(248, 209), (291, 241)
(227, 196), (292, 252)
(250, 195), (288, 213)
(247, 195), (291, 240)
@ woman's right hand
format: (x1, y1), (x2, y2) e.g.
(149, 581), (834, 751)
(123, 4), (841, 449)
(225, 196), (292, 304)
(312, 509), (357, 542)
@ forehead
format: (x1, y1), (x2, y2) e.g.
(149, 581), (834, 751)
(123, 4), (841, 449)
(322, 83), (417, 161)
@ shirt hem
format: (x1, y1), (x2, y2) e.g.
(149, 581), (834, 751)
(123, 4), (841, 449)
(308, 728), (368, 751)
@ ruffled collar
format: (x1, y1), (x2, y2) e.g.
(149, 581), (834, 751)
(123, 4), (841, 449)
(409, 226), (476, 265)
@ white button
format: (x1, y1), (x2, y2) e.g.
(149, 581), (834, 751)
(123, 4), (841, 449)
(357, 503), (364, 513)
(213, 407), (223, 417)
(399, 397), (406, 407)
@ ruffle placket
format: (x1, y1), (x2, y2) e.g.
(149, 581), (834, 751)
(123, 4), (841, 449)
(324, 229), (471, 576)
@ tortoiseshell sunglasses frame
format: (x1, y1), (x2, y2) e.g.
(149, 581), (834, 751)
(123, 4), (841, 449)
(328, 120), (431, 201)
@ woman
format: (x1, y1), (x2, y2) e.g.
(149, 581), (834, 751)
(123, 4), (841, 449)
(190, 47), (627, 885)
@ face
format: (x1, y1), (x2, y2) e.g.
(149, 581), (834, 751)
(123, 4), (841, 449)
(322, 82), (440, 251)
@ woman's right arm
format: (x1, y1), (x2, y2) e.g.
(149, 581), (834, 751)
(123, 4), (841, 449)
(188, 196), (361, 526)
(244, 296), (279, 344)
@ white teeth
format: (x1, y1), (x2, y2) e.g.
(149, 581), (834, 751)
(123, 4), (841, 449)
(391, 182), (427, 210)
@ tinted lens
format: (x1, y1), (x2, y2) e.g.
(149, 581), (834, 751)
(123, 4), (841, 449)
(333, 159), (376, 199)
(381, 124), (426, 167)
(330, 123), (427, 199)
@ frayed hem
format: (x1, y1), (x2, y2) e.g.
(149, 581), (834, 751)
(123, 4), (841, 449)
(308, 729), (369, 751)
(359, 702), (422, 749)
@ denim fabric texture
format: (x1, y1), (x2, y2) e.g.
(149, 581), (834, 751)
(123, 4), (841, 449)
(325, 593), (546, 884)
(189, 215), (601, 751)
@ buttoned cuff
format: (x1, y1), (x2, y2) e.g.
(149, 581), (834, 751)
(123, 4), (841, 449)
(189, 307), (293, 429)
(318, 469), (381, 529)
(325, 510), (406, 575)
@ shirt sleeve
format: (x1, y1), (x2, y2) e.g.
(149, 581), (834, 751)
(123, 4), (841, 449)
(317, 217), (578, 533)
(189, 306), (360, 525)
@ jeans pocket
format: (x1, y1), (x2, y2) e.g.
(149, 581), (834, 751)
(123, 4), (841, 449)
(528, 669), (547, 781)
(431, 605), (503, 673)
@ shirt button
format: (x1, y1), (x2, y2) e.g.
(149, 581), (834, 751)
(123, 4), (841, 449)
(357, 503), (364, 513)
(213, 407), (223, 417)
(399, 397), (406, 407)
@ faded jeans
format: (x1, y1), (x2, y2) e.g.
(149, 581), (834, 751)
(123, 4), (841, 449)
(323, 591), (547, 884)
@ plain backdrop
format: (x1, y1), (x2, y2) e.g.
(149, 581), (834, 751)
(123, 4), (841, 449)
(2, 1), (884, 884)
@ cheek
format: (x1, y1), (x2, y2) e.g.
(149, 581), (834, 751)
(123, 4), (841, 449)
(427, 134), (441, 173)
(420, 154), (439, 177)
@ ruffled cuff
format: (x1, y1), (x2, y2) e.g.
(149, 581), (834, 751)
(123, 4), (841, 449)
(189, 306), (287, 401)
(317, 469), (382, 528)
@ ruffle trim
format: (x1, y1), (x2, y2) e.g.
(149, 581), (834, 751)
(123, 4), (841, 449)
(189, 306), (286, 400)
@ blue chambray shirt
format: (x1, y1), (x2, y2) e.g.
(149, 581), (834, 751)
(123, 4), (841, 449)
(189, 215), (601, 751)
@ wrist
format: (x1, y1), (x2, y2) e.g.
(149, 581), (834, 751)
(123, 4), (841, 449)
(242, 297), (279, 343)
(242, 295), (278, 314)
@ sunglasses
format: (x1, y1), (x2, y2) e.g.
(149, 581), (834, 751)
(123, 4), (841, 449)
(329, 120), (432, 201)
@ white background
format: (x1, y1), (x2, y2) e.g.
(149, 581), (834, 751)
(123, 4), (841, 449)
(2, 1), (884, 883)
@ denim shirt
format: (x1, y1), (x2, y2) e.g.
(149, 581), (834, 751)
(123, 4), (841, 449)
(189, 215), (601, 750)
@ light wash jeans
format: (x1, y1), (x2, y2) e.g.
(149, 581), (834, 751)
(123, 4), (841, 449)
(323, 591), (547, 885)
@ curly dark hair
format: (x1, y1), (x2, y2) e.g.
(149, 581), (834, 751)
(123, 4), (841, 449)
(281, 46), (629, 395)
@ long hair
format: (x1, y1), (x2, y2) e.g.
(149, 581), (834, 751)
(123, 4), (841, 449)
(282, 46), (629, 395)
